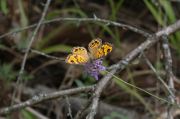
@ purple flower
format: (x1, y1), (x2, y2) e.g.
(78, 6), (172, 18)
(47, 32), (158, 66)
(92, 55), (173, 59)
(83, 58), (106, 80)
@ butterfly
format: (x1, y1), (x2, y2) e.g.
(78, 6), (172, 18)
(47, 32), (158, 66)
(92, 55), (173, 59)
(65, 38), (114, 64)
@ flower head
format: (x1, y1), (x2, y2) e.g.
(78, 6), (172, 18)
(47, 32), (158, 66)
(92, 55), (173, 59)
(83, 58), (106, 80)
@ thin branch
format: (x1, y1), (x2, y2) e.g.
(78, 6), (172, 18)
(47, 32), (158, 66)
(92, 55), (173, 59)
(74, 93), (95, 119)
(160, 36), (175, 119)
(65, 95), (73, 119)
(108, 19), (180, 70)
(140, 52), (179, 107)
(14, 98), (49, 119)
(11, 0), (51, 107)
(107, 34), (159, 70)
(0, 85), (95, 115)
(0, 18), (151, 39)
(30, 49), (66, 61)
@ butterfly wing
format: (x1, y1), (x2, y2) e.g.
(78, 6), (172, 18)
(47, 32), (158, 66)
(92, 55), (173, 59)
(94, 42), (114, 59)
(66, 39), (114, 64)
(65, 47), (90, 64)
(65, 54), (89, 64)
(88, 38), (102, 59)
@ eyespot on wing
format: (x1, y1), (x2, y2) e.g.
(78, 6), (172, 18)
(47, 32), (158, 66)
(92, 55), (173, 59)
(88, 38), (102, 59)
(95, 42), (114, 59)
(71, 47), (89, 60)
(88, 38), (102, 49)
(102, 42), (114, 55)
(71, 47), (86, 54)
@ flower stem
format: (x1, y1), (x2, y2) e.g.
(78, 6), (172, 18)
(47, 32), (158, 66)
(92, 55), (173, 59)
(105, 70), (180, 109)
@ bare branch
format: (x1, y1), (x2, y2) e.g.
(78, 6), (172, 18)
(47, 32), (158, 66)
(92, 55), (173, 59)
(86, 68), (117, 119)
(140, 52), (179, 107)
(108, 19), (180, 70)
(30, 49), (66, 61)
(0, 18), (151, 39)
(74, 94), (94, 119)
(65, 95), (73, 119)
(160, 36), (175, 119)
(0, 85), (95, 115)
(11, 0), (51, 107)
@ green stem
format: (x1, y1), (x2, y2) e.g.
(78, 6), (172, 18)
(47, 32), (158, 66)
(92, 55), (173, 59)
(105, 70), (180, 109)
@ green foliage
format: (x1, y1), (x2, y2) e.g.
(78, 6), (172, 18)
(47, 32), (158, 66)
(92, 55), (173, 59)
(104, 95), (118, 103)
(106, 70), (180, 116)
(44, 0), (124, 56)
(103, 112), (130, 119)
(46, 7), (95, 38)
(144, 0), (180, 55)
(17, 0), (28, 27)
(0, 44), (5, 48)
(109, 0), (123, 54)
(11, 0), (29, 51)
(74, 79), (85, 87)
(74, 79), (87, 97)
(154, 61), (163, 70)
(36, 21), (77, 50)
(21, 71), (34, 82)
(0, 60), (34, 86)
(0, 39), (5, 48)
(0, 60), (13, 81)
(98, 0), (124, 37)
(113, 76), (154, 116)
(20, 109), (36, 119)
(144, 0), (164, 26)
(37, 44), (72, 54)
(82, 72), (96, 86)
(92, 21), (116, 40)
(0, 0), (7, 15)
(12, 33), (32, 50)
(27, 44), (72, 61)
(9, 0), (29, 51)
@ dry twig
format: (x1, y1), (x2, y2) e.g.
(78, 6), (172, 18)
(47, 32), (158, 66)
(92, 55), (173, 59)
(0, 86), (95, 115)
(11, 0), (52, 107)
(160, 36), (175, 119)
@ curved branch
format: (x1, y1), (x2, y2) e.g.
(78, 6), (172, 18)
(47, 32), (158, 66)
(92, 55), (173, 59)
(0, 18), (151, 39)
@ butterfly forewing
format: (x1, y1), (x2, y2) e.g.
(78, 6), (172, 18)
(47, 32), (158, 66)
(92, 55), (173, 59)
(65, 54), (89, 64)
(94, 42), (114, 59)
(88, 38), (102, 59)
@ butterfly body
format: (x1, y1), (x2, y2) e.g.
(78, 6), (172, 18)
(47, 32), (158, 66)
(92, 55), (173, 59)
(65, 38), (114, 64)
